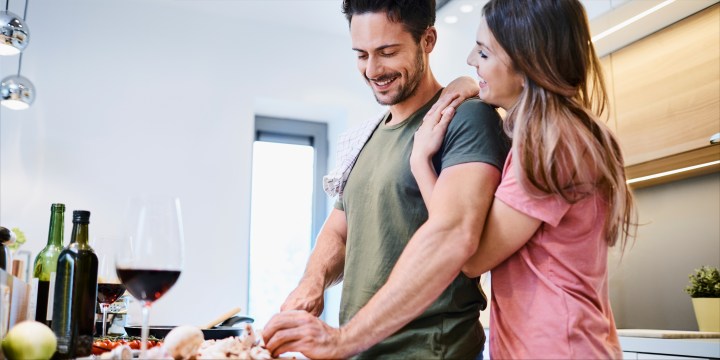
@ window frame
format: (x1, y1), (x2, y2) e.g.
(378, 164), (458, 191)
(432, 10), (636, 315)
(253, 116), (328, 245)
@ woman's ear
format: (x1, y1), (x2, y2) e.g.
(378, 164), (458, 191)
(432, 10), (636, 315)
(423, 27), (437, 53)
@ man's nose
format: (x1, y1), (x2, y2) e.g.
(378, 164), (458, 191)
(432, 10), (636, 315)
(365, 55), (383, 80)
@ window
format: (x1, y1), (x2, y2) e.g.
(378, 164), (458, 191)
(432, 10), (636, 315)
(248, 116), (328, 327)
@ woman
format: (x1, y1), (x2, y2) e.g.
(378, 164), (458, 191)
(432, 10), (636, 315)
(410, 0), (637, 358)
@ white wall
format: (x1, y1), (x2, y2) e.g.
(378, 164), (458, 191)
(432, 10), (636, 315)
(609, 173), (720, 330)
(0, 0), (383, 326)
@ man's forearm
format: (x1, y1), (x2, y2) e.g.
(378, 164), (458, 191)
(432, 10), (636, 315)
(301, 232), (346, 290)
(281, 209), (347, 315)
(299, 208), (347, 290)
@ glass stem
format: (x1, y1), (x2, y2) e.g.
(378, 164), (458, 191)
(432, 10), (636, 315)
(101, 303), (110, 337)
(141, 301), (151, 357)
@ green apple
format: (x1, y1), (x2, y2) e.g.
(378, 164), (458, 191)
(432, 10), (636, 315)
(1, 321), (57, 360)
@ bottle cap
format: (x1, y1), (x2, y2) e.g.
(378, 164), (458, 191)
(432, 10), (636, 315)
(72, 210), (91, 224)
(51, 203), (65, 211)
(0, 226), (15, 245)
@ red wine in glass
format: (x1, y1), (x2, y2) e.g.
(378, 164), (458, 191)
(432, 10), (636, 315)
(116, 269), (181, 302)
(117, 195), (184, 357)
(97, 283), (126, 305)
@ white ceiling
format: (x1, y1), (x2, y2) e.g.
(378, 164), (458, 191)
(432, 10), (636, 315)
(440, 0), (631, 21)
(174, 0), (717, 57)
(171, 0), (350, 37)
(437, 0), (719, 56)
(166, 0), (632, 37)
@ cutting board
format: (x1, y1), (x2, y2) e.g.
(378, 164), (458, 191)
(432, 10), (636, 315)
(617, 329), (720, 339)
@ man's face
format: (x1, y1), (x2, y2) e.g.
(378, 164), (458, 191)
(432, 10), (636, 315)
(350, 12), (426, 106)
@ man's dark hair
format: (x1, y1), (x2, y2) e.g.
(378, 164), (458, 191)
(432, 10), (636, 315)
(342, 0), (436, 43)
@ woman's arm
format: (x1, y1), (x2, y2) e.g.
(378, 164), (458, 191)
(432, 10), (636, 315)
(411, 106), (454, 204)
(461, 198), (542, 277)
(411, 76), (480, 204)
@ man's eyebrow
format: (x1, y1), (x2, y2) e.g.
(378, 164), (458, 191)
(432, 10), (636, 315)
(352, 44), (402, 52)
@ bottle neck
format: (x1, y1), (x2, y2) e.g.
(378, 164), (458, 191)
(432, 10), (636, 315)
(47, 209), (65, 247)
(70, 222), (91, 250)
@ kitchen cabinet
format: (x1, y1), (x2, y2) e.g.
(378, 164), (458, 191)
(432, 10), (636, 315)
(599, 55), (618, 135)
(608, 4), (720, 187)
(619, 335), (720, 360)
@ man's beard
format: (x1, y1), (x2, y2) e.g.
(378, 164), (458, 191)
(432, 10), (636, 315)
(370, 48), (425, 106)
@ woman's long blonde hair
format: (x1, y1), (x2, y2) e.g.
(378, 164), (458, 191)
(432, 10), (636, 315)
(483, 0), (637, 250)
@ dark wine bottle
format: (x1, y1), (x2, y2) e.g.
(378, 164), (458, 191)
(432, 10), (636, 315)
(33, 203), (65, 326)
(0, 226), (13, 271)
(51, 210), (98, 359)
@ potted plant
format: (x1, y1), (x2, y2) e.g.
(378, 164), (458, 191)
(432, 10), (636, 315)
(685, 265), (720, 332)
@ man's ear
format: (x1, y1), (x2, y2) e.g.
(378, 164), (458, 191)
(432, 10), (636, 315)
(423, 27), (437, 53)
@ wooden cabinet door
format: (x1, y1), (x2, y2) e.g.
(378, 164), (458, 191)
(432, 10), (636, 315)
(599, 55), (618, 135)
(611, 4), (720, 166)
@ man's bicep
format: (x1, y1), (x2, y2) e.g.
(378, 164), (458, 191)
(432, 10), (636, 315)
(320, 208), (348, 245)
(440, 100), (508, 172)
(427, 162), (501, 231)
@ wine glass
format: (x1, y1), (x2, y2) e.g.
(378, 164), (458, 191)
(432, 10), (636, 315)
(96, 237), (126, 337)
(116, 196), (184, 357)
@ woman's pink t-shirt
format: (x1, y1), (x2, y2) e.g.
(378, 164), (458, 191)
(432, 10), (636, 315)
(489, 152), (622, 359)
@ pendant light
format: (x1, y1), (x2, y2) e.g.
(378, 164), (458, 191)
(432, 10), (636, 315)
(0, 53), (34, 109)
(0, 0), (33, 110)
(0, 0), (28, 55)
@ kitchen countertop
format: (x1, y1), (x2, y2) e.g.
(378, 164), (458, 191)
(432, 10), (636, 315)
(481, 329), (720, 359)
(618, 330), (720, 358)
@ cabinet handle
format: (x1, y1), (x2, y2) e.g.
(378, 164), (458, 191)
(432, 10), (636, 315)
(711, 132), (720, 145)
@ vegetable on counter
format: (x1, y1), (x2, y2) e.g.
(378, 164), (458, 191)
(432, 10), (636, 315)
(1, 321), (57, 360)
(91, 336), (163, 355)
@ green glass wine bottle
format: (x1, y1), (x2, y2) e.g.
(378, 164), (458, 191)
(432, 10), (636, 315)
(51, 210), (98, 359)
(33, 203), (65, 326)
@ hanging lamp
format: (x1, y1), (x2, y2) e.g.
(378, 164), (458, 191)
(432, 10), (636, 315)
(0, 0), (33, 110)
(0, 59), (34, 109)
(0, 0), (29, 56)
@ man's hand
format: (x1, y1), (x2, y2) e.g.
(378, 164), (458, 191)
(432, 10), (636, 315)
(262, 310), (351, 359)
(280, 281), (325, 317)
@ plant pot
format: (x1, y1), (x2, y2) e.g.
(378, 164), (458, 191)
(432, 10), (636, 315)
(691, 297), (720, 332)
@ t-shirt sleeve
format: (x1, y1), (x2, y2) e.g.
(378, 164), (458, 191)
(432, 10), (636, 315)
(495, 155), (571, 227)
(334, 197), (344, 211)
(438, 98), (510, 172)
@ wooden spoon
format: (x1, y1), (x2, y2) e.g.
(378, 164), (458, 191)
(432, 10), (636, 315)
(201, 306), (242, 330)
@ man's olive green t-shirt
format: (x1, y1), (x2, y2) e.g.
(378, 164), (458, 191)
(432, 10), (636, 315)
(335, 91), (510, 359)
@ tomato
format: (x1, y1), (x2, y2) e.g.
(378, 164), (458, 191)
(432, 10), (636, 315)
(92, 340), (113, 356)
(92, 345), (106, 356)
(128, 340), (141, 350)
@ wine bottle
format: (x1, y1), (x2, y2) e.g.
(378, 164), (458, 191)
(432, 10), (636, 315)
(33, 203), (65, 326)
(51, 210), (98, 359)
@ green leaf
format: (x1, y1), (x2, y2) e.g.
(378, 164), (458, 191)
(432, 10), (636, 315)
(6, 227), (26, 252)
(685, 266), (720, 298)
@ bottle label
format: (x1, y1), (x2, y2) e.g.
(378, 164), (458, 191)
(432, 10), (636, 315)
(27, 278), (38, 321)
(0, 283), (9, 338)
(47, 271), (56, 322)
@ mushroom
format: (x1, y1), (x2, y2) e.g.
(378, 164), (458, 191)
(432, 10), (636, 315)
(163, 325), (205, 360)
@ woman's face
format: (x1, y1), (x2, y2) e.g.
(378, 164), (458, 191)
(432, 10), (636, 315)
(466, 17), (524, 111)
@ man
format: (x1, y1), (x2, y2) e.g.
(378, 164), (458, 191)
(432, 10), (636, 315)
(262, 0), (509, 358)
